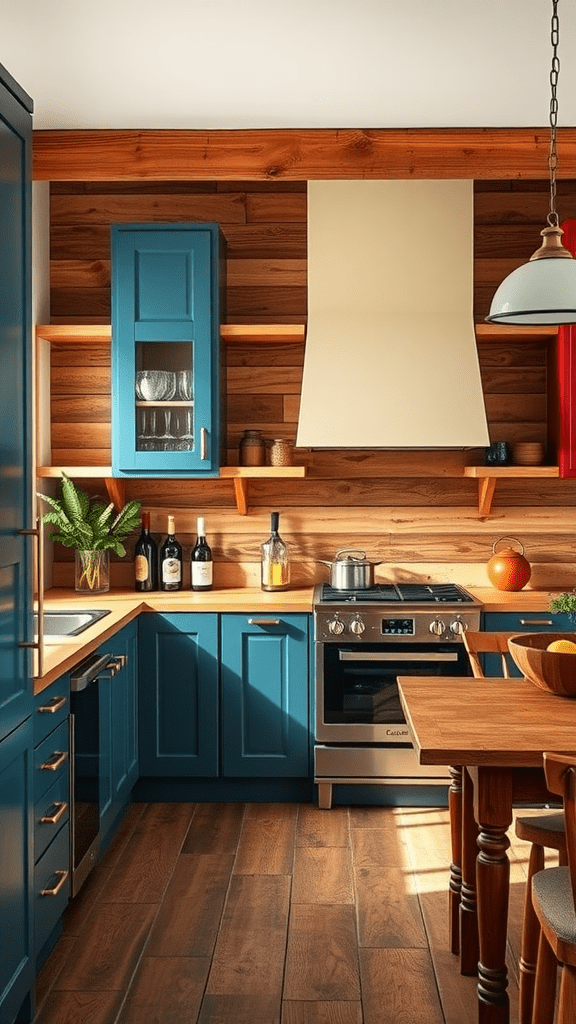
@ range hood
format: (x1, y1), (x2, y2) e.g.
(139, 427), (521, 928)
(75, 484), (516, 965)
(296, 180), (490, 448)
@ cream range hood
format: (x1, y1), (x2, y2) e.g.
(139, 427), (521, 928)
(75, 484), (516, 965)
(296, 179), (490, 449)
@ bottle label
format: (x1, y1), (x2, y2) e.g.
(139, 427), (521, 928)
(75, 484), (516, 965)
(162, 557), (182, 584)
(264, 562), (286, 587)
(135, 554), (149, 582)
(192, 563), (213, 586)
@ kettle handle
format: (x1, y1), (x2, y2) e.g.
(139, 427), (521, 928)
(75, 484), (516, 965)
(492, 536), (525, 556)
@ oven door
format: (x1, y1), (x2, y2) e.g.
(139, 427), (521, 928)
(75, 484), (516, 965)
(315, 641), (471, 744)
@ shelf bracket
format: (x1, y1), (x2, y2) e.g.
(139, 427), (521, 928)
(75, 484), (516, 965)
(477, 476), (497, 516)
(233, 478), (249, 516)
(105, 477), (127, 511)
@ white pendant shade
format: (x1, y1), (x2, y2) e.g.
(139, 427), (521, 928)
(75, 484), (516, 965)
(486, 256), (576, 325)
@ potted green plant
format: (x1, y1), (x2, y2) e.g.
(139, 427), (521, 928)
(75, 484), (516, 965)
(38, 473), (141, 593)
(549, 590), (576, 624)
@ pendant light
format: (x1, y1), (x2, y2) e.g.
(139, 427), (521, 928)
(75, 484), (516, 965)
(486, 0), (576, 326)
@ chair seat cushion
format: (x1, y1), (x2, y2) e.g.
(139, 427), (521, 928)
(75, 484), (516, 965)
(532, 866), (576, 945)
(515, 811), (565, 845)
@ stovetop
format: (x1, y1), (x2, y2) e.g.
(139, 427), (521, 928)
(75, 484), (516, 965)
(316, 582), (475, 605)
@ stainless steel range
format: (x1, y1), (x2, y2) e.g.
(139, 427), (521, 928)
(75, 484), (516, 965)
(313, 581), (482, 808)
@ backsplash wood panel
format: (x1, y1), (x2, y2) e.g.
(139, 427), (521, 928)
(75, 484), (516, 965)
(47, 179), (576, 588)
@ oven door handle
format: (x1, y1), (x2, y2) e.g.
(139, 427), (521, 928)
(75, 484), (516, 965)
(338, 651), (459, 662)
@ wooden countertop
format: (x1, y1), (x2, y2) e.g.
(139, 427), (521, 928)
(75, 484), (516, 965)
(35, 583), (563, 694)
(397, 674), (576, 767)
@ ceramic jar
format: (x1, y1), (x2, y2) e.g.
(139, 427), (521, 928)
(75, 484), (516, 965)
(486, 537), (531, 592)
(269, 438), (293, 467)
(239, 430), (266, 466)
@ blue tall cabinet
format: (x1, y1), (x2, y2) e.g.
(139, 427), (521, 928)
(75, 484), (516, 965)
(0, 63), (35, 1024)
(111, 223), (225, 477)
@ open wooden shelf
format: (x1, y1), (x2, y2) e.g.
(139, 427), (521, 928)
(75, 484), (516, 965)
(36, 324), (306, 345)
(463, 465), (560, 515)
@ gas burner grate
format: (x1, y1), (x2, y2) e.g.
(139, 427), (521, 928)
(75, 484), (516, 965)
(317, 582), (474, 604)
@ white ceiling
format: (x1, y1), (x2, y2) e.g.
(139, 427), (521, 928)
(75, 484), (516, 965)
(2, 0), (576, 131)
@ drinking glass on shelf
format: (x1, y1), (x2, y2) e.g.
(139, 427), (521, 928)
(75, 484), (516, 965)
(177, 370), (192, 401)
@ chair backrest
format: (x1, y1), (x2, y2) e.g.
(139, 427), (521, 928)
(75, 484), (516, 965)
(543, 751), (576, 907)
(463, 631), (518, 678)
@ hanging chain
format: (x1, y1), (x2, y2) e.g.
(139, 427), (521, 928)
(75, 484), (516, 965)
(547, 0), (560, 227)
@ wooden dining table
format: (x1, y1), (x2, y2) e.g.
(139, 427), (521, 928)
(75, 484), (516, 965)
(397, 674), (576, 1024)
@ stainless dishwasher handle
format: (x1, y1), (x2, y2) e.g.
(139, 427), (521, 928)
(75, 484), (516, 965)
(19, 508), (45, 678)
(338, 651), (459, 662)
(519, 618), (553, 626)
(200, 427), (208, 460)
(248, 618), (281, 626)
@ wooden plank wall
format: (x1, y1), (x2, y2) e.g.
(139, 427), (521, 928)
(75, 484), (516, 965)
(48, 179), (576, 589)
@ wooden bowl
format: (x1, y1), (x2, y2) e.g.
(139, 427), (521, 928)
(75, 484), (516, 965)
(508, 633), (576, 696)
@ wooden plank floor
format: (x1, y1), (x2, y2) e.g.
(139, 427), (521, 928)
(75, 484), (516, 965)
(32, 802), (555, 1024)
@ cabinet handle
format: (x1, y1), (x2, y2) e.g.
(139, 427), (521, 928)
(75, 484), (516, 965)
(248, 618), (281, 626)
(200, 427), (208, 460)
(40, 750), (68, 772)
(40, 801), (68, 825)
(37, 695), (67, 715)
(19, 506), (45, 678)
(519, 618), (553, 625)
(39, 869), (69, 897)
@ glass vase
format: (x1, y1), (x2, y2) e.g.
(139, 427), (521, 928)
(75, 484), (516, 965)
(75, 549), (110, 594)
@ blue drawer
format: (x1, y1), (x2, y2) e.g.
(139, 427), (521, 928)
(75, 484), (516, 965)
(34, 822), (70, 957)
(482, 611), (575, 677)
(34, 679), (69, 747)
(34, 719), (69, 804)
(34, 771), (70, 863)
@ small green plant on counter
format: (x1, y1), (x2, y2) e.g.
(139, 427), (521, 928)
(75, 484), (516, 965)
(549, 590), (576, 622)
(38, 473), (141, 589)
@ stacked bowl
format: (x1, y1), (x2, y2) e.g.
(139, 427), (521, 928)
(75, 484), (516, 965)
(512, 442), (545, 466)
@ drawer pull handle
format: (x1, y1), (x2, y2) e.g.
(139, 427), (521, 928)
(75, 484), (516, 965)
(40, 750), (68, 772)
(40, 869), (69, 897)
(40, 802), (68, 825)
(200, 427), (208, 460)
(37, 696), (67, 715)
(519, 618), (553, 626)
(248, 618), (281, 626)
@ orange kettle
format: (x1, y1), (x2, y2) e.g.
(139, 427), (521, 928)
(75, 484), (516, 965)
(487, 537), (531, 592)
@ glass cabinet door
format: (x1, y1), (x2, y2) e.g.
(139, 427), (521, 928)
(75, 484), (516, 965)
(111, 224), (224, 477)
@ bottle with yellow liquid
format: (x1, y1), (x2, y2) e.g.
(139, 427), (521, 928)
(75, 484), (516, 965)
(261, 511), (290, 592)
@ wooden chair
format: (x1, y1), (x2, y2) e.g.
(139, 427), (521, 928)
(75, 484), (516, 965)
(462, 631), (567, 1024)
(529, 752), (576, 1024)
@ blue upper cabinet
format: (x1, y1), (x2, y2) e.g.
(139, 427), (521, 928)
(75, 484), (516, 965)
(111, 223), (225, 477)
(0, 63), (34, 742)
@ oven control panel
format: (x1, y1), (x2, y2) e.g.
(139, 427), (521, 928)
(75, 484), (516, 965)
(381, 618), (415, 635)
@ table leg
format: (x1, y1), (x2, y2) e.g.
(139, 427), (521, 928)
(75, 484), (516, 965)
(448, 765), (463, 956)
(460, 766), (480, 975)
(472, 766), (513, 1024)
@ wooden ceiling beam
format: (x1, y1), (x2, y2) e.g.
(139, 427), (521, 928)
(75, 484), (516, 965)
(31, 127), (576, 181)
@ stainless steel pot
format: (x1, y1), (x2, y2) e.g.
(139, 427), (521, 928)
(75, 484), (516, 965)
(319, 549), (382, 590)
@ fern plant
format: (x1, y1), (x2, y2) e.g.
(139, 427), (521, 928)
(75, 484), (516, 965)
(549, 590), (576, 622)
(38, 474), (141, 589)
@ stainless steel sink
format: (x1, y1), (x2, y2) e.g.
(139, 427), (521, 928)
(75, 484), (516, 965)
(34, 608), (111, 637)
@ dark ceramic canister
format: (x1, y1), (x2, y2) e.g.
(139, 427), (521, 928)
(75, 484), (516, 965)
(483, 441), (511, 466)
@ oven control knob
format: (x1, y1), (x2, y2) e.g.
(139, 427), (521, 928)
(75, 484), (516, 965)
(429, 618), (446, 636)
(450, 618), (468, 636)
(350, 617), (365, 635)
(328, 616), (345, 636)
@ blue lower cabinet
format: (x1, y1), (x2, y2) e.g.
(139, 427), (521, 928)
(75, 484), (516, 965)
(99, 621), (139, 844)
(0, 718), (34, 1024)
(483, 610), (575, 676)
(138, 613), (219, 776)
(220, 614), (310, 778)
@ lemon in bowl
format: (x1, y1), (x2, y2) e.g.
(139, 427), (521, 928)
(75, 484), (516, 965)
(547, 639), (576, 653)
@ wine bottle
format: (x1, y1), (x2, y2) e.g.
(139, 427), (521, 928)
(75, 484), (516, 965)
(191, 516), (213, 591)
(159, 515), (183, 591)
(134, 511), (158, 591)
(261, 511), (290, 592)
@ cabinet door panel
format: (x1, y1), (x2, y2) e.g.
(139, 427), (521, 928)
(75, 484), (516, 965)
(139, 613), (218, 776)
(0, 718), (34, 1024)
(221, 615), (309, 778)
